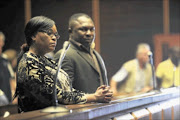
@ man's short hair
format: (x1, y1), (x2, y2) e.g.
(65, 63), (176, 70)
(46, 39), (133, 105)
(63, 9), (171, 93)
(136, 43), (150, 54)
(68, 13), (92, 29)
(168, 46), (180, 55)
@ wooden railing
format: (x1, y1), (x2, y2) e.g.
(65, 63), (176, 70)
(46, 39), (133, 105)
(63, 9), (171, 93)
(0, 87), (180, 120)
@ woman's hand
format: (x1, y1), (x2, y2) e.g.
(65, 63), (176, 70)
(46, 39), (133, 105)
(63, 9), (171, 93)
(85, 85), (113, 103)
(94, 85), (113, 103)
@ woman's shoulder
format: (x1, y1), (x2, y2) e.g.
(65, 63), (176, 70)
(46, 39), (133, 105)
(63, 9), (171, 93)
(18, 52), (42, 70)
(59, 69), (69, 78)
(21, 52), (36, 60)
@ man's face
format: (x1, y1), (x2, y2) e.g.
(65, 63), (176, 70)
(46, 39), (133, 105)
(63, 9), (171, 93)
(70, 16), (95, 48)
(171, 47), (180, 66)
(137, 48), (150, 64)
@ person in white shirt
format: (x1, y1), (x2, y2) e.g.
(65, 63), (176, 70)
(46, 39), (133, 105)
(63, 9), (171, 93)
(110, 43), (153, 95)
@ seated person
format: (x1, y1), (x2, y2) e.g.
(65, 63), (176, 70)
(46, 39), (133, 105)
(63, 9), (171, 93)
(110, 43), (153, 95)
(15, 16), (113, 113)
(3, 49), (18, 104)
(156, 46), (180, 88)
(0, 31), (15, 103)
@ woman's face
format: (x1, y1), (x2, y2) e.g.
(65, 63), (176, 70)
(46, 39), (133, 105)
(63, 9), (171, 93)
(32, 25), (59, 56)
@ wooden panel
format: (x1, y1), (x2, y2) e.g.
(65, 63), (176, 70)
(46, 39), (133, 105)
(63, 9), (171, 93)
(92, 0), (100, 53)
(114, 113), (135, 120)
(0, 104), (18, 118)
(170, 98), (180, 120)
(1, 88), (179, 120)
(132, 109), (150, 120)
(24, 0), (31, 25)
(147, 105), (162, 120)
(163, 0), (170, 34)
(159, 101), (173, 120)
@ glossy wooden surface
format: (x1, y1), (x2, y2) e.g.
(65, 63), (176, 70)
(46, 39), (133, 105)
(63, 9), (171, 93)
(1, 87), (179, 120)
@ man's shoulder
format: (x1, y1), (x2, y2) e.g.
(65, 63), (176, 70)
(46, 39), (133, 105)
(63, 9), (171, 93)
(0, 54), (10, 66)
(122, 59), (136, 70)
(0, 54), (8, 61)
(53, 49), (63, 62)
(124, 59), (136, 65)
(54, 49), (63, 56)
(93, 49), (100, 55)
(160, 59), (171, 65)
(93, 49), (104, 59)
(157, 59), (171, 68)
(54, 45), (78, 61)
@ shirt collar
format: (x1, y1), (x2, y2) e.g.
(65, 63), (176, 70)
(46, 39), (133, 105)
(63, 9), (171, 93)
(168, 58), (180, 68)
(69, 39), (91, 53)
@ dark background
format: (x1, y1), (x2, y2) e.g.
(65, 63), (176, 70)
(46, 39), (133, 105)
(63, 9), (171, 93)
(0, 0), (179, 81)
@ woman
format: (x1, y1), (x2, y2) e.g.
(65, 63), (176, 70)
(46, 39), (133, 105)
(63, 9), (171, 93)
(16, 16), (112, 112)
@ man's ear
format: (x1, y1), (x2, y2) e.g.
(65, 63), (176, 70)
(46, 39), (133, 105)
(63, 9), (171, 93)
(68, 28), (72, 33)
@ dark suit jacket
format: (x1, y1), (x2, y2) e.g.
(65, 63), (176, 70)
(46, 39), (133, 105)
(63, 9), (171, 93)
(54, 40), (108, 93)
(0, 55), (12, 102)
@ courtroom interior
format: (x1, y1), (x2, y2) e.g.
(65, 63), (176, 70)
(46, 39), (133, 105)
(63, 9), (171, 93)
(0, 0), (180, 120)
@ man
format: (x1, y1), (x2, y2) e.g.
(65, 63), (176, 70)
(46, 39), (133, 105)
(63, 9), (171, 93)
(0, 31), (14, 103)
(110, 43), (153, 95)
(156, 46), (180, 88)
(54, 13), (108, 93)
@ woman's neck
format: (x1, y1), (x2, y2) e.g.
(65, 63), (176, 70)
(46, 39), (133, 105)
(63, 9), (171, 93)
(29, 47), (45, 57)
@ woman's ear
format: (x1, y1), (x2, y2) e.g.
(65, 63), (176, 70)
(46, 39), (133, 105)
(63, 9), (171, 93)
(31, 35), (36, 41)
(31, 36), (36, 45)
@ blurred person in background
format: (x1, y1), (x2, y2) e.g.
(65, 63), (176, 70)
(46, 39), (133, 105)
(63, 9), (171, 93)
(3, 49), (17, 104)
(110, 43), (153, 96)
(156, 46), (180, 89)
(3, 49), (17, 71)
(0, 31), (15, 104)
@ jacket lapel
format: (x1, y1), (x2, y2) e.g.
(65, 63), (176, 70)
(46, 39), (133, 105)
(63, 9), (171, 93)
(77, 50), (99, 73)
(94, 50), (109, 85)
(71, 42), (108, 85)
(70, 43), (99, 73)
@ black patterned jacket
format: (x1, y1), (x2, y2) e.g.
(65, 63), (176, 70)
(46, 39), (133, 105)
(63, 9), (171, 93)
(17, 52), (86, 112)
